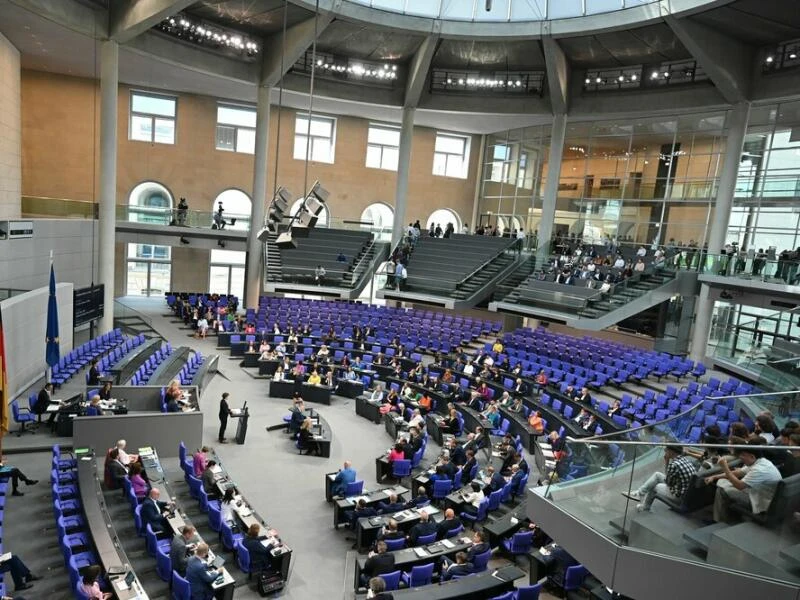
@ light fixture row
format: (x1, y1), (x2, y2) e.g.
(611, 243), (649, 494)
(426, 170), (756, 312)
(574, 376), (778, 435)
(315, 59), (398, 80)
(157, 14), (260, 56)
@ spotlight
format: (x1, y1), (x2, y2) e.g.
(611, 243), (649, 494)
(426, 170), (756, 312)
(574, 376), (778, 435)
(585, 77), (591, 84)
(595, 77), (602, 83)
(790, 51), (798, 59)
(618, 75), (624, 82)
(765, 55), (774, 63)
(650, 71), (658, 79)
(663, 71), (670, 78)
(631, 74), (638, 81)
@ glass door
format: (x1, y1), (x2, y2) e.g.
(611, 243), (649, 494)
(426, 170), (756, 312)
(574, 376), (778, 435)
(126, 261), (172, 296)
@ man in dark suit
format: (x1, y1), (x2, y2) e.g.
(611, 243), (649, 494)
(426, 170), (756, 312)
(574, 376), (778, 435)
(376, 519), (404, 545)
(33, 382), (57, 425)
(404, 429), (423, 460)
(404, 487), (430, 509)
(185, 543), (221, 600)
(462, 450), (477, 484)
(170, 525), (199, 576)
(466, 531), (490, 562)
(347, 498), (377, 530)
(201, 461), (220, 499)
(436, 508), (462, 540)
(242, 523), (277, 572)
(576, 386), (592, 405)
(87, 359), (101, 386)
(485, 465), (505, 493)
(360, 541), (396, 586)
(447, 439), (466, 467)
(441, 551), (473, 580)
(516, 454), (529, 474)
(508, 464), (525, 497)
(440, 456), (457, 481)
(106, 448), (128, 489)
(141, 488), (170, 533)
(407, 511), (437, 546)
(378, 494), (405, 515)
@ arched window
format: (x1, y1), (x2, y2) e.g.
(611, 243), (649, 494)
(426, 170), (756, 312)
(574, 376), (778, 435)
(361, 203), (394, 240)
(212, 189), (252, 231)
(128, 181), (173, 224)
(289, 197), (330, 228)
(426, 208), (462, 233)
(126, 181), (172, 296)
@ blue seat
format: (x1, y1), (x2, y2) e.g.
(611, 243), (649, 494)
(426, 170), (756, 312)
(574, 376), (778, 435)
(11, 399), (36, 435)
(156, 545), (172, 582)
(445, 523), (464, 539)
(416, 532), (437, 545)
(187, 474), (202, 500)
(380, 569), (402, 591)
(502, 530), (534, 556)
(172, 570), (191, 600)
(461, 497), (490, 525)
(221, 521), (243, 552)
(432, 479), (453, 504)
(472, 548), (492, 572)
(235, 539), (252, 578)
(489, 593), (514, 600)
(516, 583), (543, 599)
(146, 523), (171, 557)
(208, 503), (223, 533)
(400, 562), (434, 588)
(345, 480), (364, 496)
(133, 504), (145, 536)
(384, 537), (406, 551)
(391, 459), (412, 484)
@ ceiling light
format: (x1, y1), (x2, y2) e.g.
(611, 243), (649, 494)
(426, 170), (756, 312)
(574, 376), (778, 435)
(595, 77), (602, 83)
(790, 51), (798, 59)
(585, 77), (591, 84)
(617, 75), (624, 82)
(458, 78), (465, 85)
(765, 55), (774, 63)
(650, 71), (658, 79)
(446, 78), (452, 84)
(663, 71), (670, 78)
(631, 74), (637, 81)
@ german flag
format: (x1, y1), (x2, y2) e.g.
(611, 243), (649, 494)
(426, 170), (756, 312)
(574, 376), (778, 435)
(0, 307), (7, 434)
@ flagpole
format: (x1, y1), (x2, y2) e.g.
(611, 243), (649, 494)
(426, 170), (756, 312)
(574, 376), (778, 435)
(46, 250), (53, 385)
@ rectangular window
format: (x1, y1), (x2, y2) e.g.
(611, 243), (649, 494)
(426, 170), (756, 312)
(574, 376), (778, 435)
(433, 132), (471, 179)
(366, 123), (401, 171)
(216, 104), (257, 154)
(130, 91), (176, 144)
(294, 114), (336, 164)
(490, 144), (511, 182)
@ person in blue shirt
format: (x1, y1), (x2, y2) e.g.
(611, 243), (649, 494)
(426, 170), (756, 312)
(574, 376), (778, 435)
(331, 460), (356, 498)
(85, 395), (103, 416)
(185, 543), (222, 600)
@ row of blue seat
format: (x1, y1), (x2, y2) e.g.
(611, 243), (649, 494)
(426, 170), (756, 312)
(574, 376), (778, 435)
(51, 329), (125, 386)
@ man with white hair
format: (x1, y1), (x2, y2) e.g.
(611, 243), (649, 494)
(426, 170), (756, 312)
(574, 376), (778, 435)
(115, 439), (138, 466)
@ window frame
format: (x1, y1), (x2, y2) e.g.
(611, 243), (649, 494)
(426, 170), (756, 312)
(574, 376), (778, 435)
(293, 113), (337, 164)
(433, 131), (471, 179)
(216, 102), (257, 154)
(129, 91), (177, 145)
(366, 123), (401, 171)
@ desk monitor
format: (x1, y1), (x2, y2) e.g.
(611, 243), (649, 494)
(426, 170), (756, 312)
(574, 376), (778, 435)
(74, 447), (92, 457)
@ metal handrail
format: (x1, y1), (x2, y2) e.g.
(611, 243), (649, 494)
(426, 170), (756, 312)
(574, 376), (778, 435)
(350, 237), (381, 285)
(455, 238), (522, 289)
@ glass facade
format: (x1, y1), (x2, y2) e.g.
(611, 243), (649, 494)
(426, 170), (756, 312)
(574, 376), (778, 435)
(478, 112), (728, 246)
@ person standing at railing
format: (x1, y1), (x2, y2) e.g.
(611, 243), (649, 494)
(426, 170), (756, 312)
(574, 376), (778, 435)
(395, 262), (407, 291)
(176, 197), (188, 226)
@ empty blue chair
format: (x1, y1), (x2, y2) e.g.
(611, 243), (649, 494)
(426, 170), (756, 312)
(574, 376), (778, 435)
(380, 570), (402, 591)
(432, 479), (453, 504)
(146, 523), (170, 557)
(187, 474), (202, 500)
(156, 545), (171, 582)
(400, 563), (434, 588)
(133, 504), (145, 537)
(562, 565), (589, 592)
(345, 480), (364, 496)
(516, 583), (543, 599)
(221, 521), (243, 552)
(11, 399), (36, 435)
(172, 570), (191, 600)
(235, 539), (252, 578)
(208, 503), (223, 533)
(391, 459), (412, 485)
(502, 530), (534, 556)
(384, 537), (406, 551)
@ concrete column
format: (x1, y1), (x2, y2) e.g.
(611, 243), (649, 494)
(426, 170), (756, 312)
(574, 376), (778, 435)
(98, 41), (118, 333)
(245, 84), (271, 310)
(537, 113), (567, 262)
(690, 102), (750, 362)
(391, 107), (415, 248)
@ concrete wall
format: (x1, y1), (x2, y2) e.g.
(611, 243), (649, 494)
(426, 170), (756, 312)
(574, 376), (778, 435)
(0, 33), (21, 219)
(0, 282), (74, 399)
(0, 219), (98, 291)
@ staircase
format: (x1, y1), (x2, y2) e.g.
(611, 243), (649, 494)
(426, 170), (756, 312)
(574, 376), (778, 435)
(452, 253), (517, 301)
(578, 269), (678, 319)
(490, 254), (537, 302)
(264, 233), (282, 282)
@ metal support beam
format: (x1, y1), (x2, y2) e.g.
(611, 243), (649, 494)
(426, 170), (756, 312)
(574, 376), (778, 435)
(98, 41), (118, 333)
(260, 14), (335, 89)
(391, 107), (415, 248)
(404, 34), (439, 109)
(664, 14), (753, 104)
(690, 102), (750, 362)
(537, 113), (567, 262)
(542, 38), (570, 114)
(110, 0), (195, 44)
(245, 84), (271, 311)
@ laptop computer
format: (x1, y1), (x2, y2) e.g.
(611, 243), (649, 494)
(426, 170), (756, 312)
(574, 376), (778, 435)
(211, 555), (225, 568)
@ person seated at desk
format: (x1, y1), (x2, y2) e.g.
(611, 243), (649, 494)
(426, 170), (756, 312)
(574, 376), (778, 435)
(466, 391), (483, 411)
(446, 438), (467, 467)
(78, 564), (112, 600)
(367, 576), (394, 600)
(378, 494), (405, 515)
(299, 418), (321, 456)
(528, 410), (545, 435)
(129, 463), (149, 499)
(482, 403), (501, 429)
(165, 395), (183, 413)
(506, 464), (525, 490)
(346, 498), (378, 533)
(484, 465), (505, 493)
(460, 481), (485, 515)
(170, 525), (199, 576)
(475, 380), (491, 402)
(406, 510), (436, 546)
(376, 519), (404, 546)
(576, 386), (592, 405)
(0, 460), (38, 497)
(32, 382), (57, 424)
(243, 523), (278, 572)
(259, 347), (275, 361)
(441, 551), (473, 581)
(436, 508), (462, 540)
(219, 487), (237, 525)
(165, 379), (183, 403)
(85, 395), (103, 416)
(98, 381), (113, 402)
(288, 398), (306, 435)
(202, 461), (221, 500)
(608, 399), (622, 418)
(405, 486), (430, 510)
(106, 448), (128, 489)
(330, 460), (357, 499)
(441, 408), (460, 434)
(497, 391), (513, 408)
(141, 488), (171, 533)
(307, 369), (322, 385)
(186, 543), (222, 600)
(387, 444), (405, 465)
(115, 440), (139, 468)
(508, 397), (524, 413)
(291, 360), (306, 380)
(462, 450), (477, 484)
(87, 359), (101, 386)
(404, 427), (423, 459)
(361, 541), (395, 586)
(368, 384), (384, 402)
(273, 365), (286, 382)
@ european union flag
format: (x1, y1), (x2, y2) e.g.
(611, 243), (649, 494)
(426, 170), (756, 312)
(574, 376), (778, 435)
(46, 263), (60, 367)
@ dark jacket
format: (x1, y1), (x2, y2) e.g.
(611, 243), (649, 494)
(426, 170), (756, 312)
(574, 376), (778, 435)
(363, 552), (396, 578)
(408, 520), (437, 545)
(243, 536), (274, 570)
(436, 517), (462, 540)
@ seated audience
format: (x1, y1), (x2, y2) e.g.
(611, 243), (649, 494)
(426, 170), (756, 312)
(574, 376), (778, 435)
(436, 508), (462, 539)
(625, 445), (696, 511)
(141, 488), (171, 533)
(331, 460), (356, 498)
(186, 543), (222, 600)
(441, 551), (473, 581)
(361, 541), (395, 586)
(367, 576), (394, 600)
(170, 525), (199, 576)
(129, 463), (149, 499)
(201, 461), (220, 499)
(78, 564), (111, 600)
(242, 523), (278, 572)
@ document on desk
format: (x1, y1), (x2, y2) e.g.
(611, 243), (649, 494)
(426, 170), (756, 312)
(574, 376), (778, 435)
(413, 547), (428, 558)
(441, 539), (455, 549)
(210, 464), (222, 474)
(419, 505), (438, 516)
